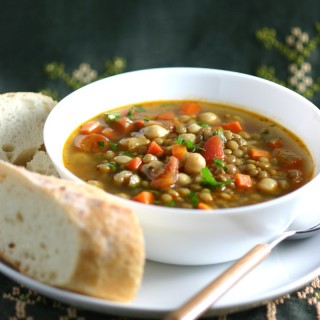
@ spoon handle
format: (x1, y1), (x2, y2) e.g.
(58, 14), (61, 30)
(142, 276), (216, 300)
(164, 243), (271, 320)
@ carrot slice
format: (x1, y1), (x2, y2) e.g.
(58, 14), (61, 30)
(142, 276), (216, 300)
(234, 173), (252, 189)
(132, 191), (155, 204)
(201, 135), (224, 163)
(172, 144), (187, 162)
(249, 148), (271, 160)
(197, 202), (212, 210)
(74, 134), (109, 152)
(179, 102), (201, 115)
(221, 121), (243, 133)
(80, 121), (103, 134)
(126, 157), (143, 171)
(147, 141), (165, 157)
(150, 156), (179, 189)
(156, 112), (175, 120)
(112, 117), (134, 134)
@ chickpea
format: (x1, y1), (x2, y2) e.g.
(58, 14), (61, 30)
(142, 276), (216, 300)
(187, 123), (202, 134)
(181, 133), (196, 143)
(197, 112), (220, 125)
(119, 137), (150, 151)
(257, 178), (278, 193)
(113, 155), (132, 164)
(143, 124), (169, 139)
(184, 153), (206, 175)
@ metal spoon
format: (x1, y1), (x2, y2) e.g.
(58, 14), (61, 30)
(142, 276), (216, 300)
(164, 223), (320, 320)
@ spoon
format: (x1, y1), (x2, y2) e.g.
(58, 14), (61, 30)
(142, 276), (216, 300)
(164, 223), (320, 320)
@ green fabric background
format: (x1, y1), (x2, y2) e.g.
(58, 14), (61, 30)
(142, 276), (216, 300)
(0, 1), (320, 319)
(1, 0), (320, 105)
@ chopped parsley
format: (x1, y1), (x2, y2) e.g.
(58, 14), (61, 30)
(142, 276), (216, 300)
(176, 135), (205, 151)
(165, 201), (176, 207)
(98, 141), (105, 147)
(212, 128), (227, 142)
(106, 162), (119, 170)
(127, 105), (146, 121)
(213, 158), (227, 171)
(198, 121), (210, 128)
(120, 150), (135, 157)
(109, 141), (118, 150)
(200, 167), (233, 189)
(187, 191), (199, 208)
(105, 112), (121, 122)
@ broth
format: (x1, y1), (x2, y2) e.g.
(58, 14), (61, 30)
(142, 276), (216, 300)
(63, 100), (313, 209)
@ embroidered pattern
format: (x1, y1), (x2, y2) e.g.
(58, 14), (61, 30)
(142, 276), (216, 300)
(297, 277), (320, 317)
(41, 57), (126, 100)
(256, 23), (320, 100)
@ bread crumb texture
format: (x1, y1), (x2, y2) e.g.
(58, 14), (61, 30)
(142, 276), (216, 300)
(0, 159), (145, 302)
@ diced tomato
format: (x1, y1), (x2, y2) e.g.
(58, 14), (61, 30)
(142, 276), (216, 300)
(234, 173), (252, 189)
(126, 157), (143, 171)
(273, 148), (303, 169)
(147, 141), (165, 157)
(179, 102), (201, 115)
(172, 144), (187, 162)
(249, 148), (271, 160)
(201, 135), (224, 163)
(221, 121), (243, 133)
(150, 156), (179, 189)
(132, 191), (155, 204)
(74, 134), (109, 152)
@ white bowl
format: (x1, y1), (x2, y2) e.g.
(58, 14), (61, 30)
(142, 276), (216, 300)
(44, 67), (320, 265)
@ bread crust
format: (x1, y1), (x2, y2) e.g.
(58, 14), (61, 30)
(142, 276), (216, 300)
(0, 160), (145, 302)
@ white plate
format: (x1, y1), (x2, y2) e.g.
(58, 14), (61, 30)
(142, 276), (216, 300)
(1, 231), (320, 319)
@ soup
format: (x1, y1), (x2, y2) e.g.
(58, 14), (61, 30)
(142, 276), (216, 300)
(63, 100), (313, 209)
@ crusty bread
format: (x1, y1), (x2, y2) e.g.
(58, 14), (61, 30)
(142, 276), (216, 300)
(0, 92), (57, 167)
(0, 160), (145, 302)
(26, 150), (59, 177)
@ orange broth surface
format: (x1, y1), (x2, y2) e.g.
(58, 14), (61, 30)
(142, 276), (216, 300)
(63, 100), (314, 209)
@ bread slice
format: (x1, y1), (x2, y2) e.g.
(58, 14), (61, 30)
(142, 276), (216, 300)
(0, 160), (145, 302)
(0, 92), (56, 165)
